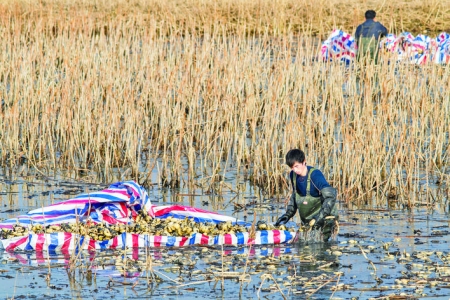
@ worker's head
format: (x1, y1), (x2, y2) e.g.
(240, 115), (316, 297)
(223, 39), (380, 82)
(286, 149), (308, 176)
(365, 10), (376, 20)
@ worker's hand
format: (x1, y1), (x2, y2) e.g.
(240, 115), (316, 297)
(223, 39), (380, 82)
(310, 215), (325, 228)
(275, 214), (290, 226)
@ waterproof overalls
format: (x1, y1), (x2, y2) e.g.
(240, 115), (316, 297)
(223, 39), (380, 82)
(291, 169), (338, 241)
(357, 37), (380, 64)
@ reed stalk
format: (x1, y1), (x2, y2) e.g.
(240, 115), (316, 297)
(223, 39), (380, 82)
(0, 0), (449, 208)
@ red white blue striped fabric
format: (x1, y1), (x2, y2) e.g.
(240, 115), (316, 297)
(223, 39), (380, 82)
(0, 181), (295, 251)
(1, 230), (295, 252)
(390, 33), (431, 65)
(0, 181), (152, 229)
(151, 205), (246, 224)
(433, 32), (450, 64)
(322, 30), (450, 65)
(321, 29), (356, 65)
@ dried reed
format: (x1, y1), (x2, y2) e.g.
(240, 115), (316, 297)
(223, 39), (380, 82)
(0, 0), (448, 208)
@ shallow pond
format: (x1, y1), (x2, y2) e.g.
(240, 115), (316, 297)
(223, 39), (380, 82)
(1, 176), (450, 299)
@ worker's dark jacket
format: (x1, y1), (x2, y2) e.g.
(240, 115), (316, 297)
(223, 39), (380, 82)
(355, 19), (388, 63)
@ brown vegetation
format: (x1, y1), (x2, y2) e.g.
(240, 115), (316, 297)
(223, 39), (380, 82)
(1, 0), (449, 36)
(0, 0), (449, 207)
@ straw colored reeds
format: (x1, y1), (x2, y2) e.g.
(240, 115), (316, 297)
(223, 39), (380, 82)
(1, 0), (450, 36)
(0, 0), (449, 207)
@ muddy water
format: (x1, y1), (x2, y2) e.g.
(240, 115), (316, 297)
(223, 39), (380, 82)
(0, 176), (449, 299)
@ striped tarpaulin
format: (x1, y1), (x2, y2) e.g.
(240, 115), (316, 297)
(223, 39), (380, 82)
(1, 230), (295, 252)
(0, 181), (295, 251)
(433, 32), (450, 64)
(322, 30), (450, 64)
(321, 29), (356, 65)
(0, 181), (152, 229)
(152, 205), (246, 225)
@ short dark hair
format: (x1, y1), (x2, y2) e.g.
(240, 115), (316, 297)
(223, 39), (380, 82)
(285, 149), (305, 168)
(365, 10), (376, 19)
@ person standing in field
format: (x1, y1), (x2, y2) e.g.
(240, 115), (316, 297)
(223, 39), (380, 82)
(275, 149), (338, 242)
(355, 10), (388, 64)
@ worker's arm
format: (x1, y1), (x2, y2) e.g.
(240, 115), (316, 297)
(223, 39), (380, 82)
(310, 170), (335, 226)
(275, 192), (297, 226)
(312, 186), (337, 227)
(380, 23), (388, 38)
(355, 25), (362, 43)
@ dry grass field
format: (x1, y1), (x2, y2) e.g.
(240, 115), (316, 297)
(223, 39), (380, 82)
(0, 0), (449, 207)
(1, 0), (449, 36)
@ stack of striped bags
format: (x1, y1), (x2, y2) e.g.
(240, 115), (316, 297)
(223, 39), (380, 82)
(322, 30), (450, 65)
(433, 32), (450, 64)
(0, 181), (294, 252)
(320, 29), (356, 65)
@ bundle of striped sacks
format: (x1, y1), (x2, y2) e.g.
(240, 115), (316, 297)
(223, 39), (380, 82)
(321, 29), (450, 65)
(0, 181), (294, 252)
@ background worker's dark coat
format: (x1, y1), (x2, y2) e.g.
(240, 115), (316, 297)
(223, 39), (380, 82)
(355, 19), (388, 41)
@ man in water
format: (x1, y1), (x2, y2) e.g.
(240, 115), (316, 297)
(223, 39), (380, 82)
(275, 149), (338, 241)
(355, 10), (388, 64)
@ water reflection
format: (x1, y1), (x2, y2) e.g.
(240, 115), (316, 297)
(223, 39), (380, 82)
(0, 175), (449, 299)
